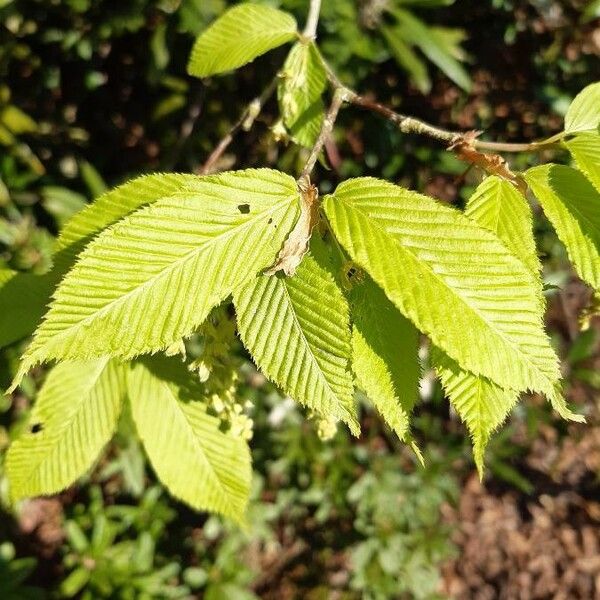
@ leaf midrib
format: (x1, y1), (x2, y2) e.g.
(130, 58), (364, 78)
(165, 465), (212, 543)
(159, 379), (235, 508)
(37, 197), (296, 354)
(280, 278), (352, 420)
(22, 358), (114, 487)
(336, 196), (556, 392)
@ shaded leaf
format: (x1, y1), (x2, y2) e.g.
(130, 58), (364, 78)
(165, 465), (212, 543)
(278, 41), (326, 147)
(128, 355), (251, 522)
(0, 270), (55, 348)
(433, 348), (519, 478)
(390, 8), (471, 92)
(350, 277), (420, 441)
(525, 165), (600, 291)
(6, 358), (125, 499)
(564, 132), (600, 193)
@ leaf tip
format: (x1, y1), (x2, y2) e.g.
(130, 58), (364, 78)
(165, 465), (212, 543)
(410, 440), (425, 467)
(547, 387), (586, 423)
(345, 414), (361, 438)
(475, 462), (485, 483)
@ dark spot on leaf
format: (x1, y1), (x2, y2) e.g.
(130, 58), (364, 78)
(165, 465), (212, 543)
(237, 204), (250, 214)
(268, 218), (273, 224)
(30, 422), (43, 434)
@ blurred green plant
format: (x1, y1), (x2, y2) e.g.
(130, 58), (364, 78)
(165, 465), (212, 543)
(0, 542), (45, 600)
(60, 486), (188, 599)
(0, 0), (598, 598)
(348, 455), (457, 599)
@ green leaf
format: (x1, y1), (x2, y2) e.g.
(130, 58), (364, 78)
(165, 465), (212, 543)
(0, 175), (201, 349)
(41, 186), (87, 227)
(187, 3), (297, 78)
(13, 169), (300, 385)
(54, 173), (202, 272)
(6, 358), (125, 499)
(127, 355), (251, 522)
(564, 82), (600, 134)
(0, 270), (55, 348)
(323, 177), (560, 396)
(465, 176), (540, 277)
(390, 8), (471, 92)
(0, 105), (37, 134)
(350, 277), (420, 441)
(436, 177), (578, 473)
(432, 348), (519, 478)
(381, 25), (430, 94)
(564, 132), (600, 193)
(582, 0), (600, 22)
(525, 165), (600, 292)
(278, 41), (327, 147)
(233, 254), (358, 433)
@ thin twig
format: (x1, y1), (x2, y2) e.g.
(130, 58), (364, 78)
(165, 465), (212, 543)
(300, 88), (347, 181)
(302, 0), (322, 39)
(349, 94), (458, 144)
(199, 77), (278, 174)
(320, 55), (558, 154)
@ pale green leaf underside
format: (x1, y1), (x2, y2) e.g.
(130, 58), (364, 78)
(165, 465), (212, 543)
(564, 81), (600, 134)
(14, 169), (300, 384)
(324, 177), (560, 396)
(350, 277), (420, 441)
(128, 356), (251, 522)
(525, 165), (600, 292)
(6, 358), (125, 499)
(466, 176), (540, 277)
(187, 3), (297, 78)
(432, 348), (519, 477)
(564, 133), (600, 193)
(278, 41), (326, 147)
(234, 254), (358, 433)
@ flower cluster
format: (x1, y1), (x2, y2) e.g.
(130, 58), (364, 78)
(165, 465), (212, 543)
(190, 308), (254, 441)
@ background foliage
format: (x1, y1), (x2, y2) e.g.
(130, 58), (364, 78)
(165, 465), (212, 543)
(1, 0), (599, 597)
